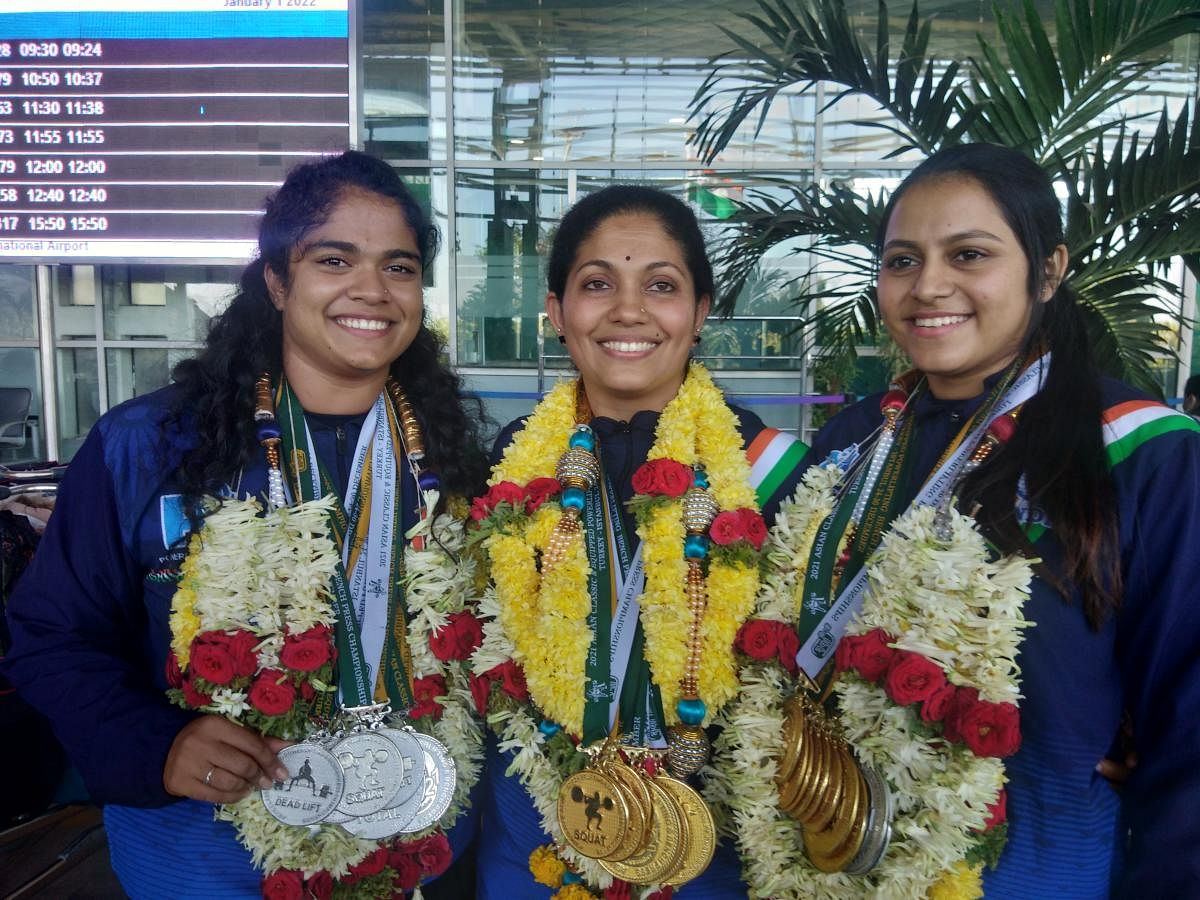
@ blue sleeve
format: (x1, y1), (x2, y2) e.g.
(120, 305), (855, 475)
(1113, 428), (1200, 892)
(1, 425), (195, 807)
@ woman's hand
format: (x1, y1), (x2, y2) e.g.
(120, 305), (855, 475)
(163, 714), (292, 803)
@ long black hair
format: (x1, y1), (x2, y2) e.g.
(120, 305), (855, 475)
(877, 143), (1121, 627)
(169, 150), (488, 503)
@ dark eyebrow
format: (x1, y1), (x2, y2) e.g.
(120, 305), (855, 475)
(572, 259), (686, 275)
(882, 229), (1006, 253)
(299, 240), (420, 263)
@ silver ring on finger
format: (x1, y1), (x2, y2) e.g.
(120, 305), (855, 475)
(204, 767), (215, 787)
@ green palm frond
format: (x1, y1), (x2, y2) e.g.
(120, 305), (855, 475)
(1061, 106), (1200, 271)
(1075, 269), (1181, 393)
(689, 0), (1200, 388)
(707, 180), (885, 318)
(689, 0), (970, 163)
(968, 0), (1200, 158)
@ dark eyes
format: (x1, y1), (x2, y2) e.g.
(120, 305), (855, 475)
(882, 248), (987, 270)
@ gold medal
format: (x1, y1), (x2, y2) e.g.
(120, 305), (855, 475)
(558, 768), (629, 860)
(810, 781), (869, 873)
(792, 724), (834, 821)
(803, 760), (866, 871)
(600, 759), (651, 862)
(803, 739), (848, 834)
(775, 696), (806, 786)
(603, 771), (685, 886)
(657, 775), (716, 887)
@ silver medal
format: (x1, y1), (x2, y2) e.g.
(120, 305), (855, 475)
(398, 732), (457, 833)
(845, 764), (893, 874)
(338, 726), (426, 839)
(260, 743), (344, 827)
(331, 730), (407, 818)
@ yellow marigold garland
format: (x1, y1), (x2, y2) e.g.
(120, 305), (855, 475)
(482, 362), (759, 735)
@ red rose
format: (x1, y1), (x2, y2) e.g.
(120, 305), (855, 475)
(348, 848), (389, 881)
(299, 680), (316, 702)
(632, 459), (692, 497)
(834, 633), (856, 674)
(737, 508), (768, 550)
(181, 677), (211, 708)
(487, 659), (530, 702)
(631, 462), (659, 495)
(281, 627), (332, 673)
(942, 686), (977, 744)
(645, 888), (674, 900)
(261, 869), (304, 900)
(920, 682), (957, 723)
(389, 852), (423, 892)
(884, 650), (947, 706)
(429, 611), (484, 662)
(304, 871), (332, 900)
(410, 674), (447, 721)
(982, 788), (1008, 830)
(525, 477), (562, 513)
(958, 698), (1021, 758)
(190, 641), (235, 686)
(776, 625), (800, 674)
(487, 481), (525, 509)
(165, 651), (184, 689)
(843, 628), (896, 682)
(249, 669), (297, 716)
(227, 630), (259, 678)
(709, 510), (745, 546)
(468, 671), (493, 714)
(605, 879), (634, 900)
(735, 619), (780, 661)
(655, 460), (692, 497)
(469, 496), (491, 522)
(412, 832), (452, 878)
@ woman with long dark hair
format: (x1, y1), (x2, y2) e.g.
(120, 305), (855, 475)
(3, 151), (488, 897)
(717, 143), (1200, 898)
(467, 185), (808, 897)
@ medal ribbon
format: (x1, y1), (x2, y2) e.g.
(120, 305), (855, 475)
(275, 380), (414, 711)
(580, 471), (665, 746)
(794, 354), (1050, 680)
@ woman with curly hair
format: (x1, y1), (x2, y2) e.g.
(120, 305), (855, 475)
(3, 150), (488, 897)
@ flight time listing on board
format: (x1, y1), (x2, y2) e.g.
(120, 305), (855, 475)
(0, 0), (351, 261)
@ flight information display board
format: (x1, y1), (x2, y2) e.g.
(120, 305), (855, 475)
(0, 0), (351, 261)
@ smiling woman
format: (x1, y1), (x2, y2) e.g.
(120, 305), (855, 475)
(468, 186), (809, 898)
(1, 151), (490, 899)
(727, 144), (1200, 899)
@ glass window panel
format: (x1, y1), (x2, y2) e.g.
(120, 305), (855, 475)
(101, 265), (239, 342)
(0, 267), (37, 341)
(51, 265), (100, 341)
(453, 1), (817, 163)
(56, 347), (99, 461)
(361, 0), (443, 160)
(0, 348), (44, 463)
(454, 167), (827, 369)
(105, 347), (197, 409)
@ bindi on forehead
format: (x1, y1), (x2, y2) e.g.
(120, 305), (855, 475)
(626, 255), (631, 261)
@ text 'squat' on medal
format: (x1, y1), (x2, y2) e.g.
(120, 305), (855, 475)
(330, 730), (407, 818)
(557, 767), (630, 860)
(260, 743), (344, 827)
(339, 727), (428, 839)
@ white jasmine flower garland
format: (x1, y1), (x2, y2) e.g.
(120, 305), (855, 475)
(711, 468), (1034, 899)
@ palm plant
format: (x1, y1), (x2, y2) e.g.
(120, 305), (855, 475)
(689, 0), (1200, 393)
